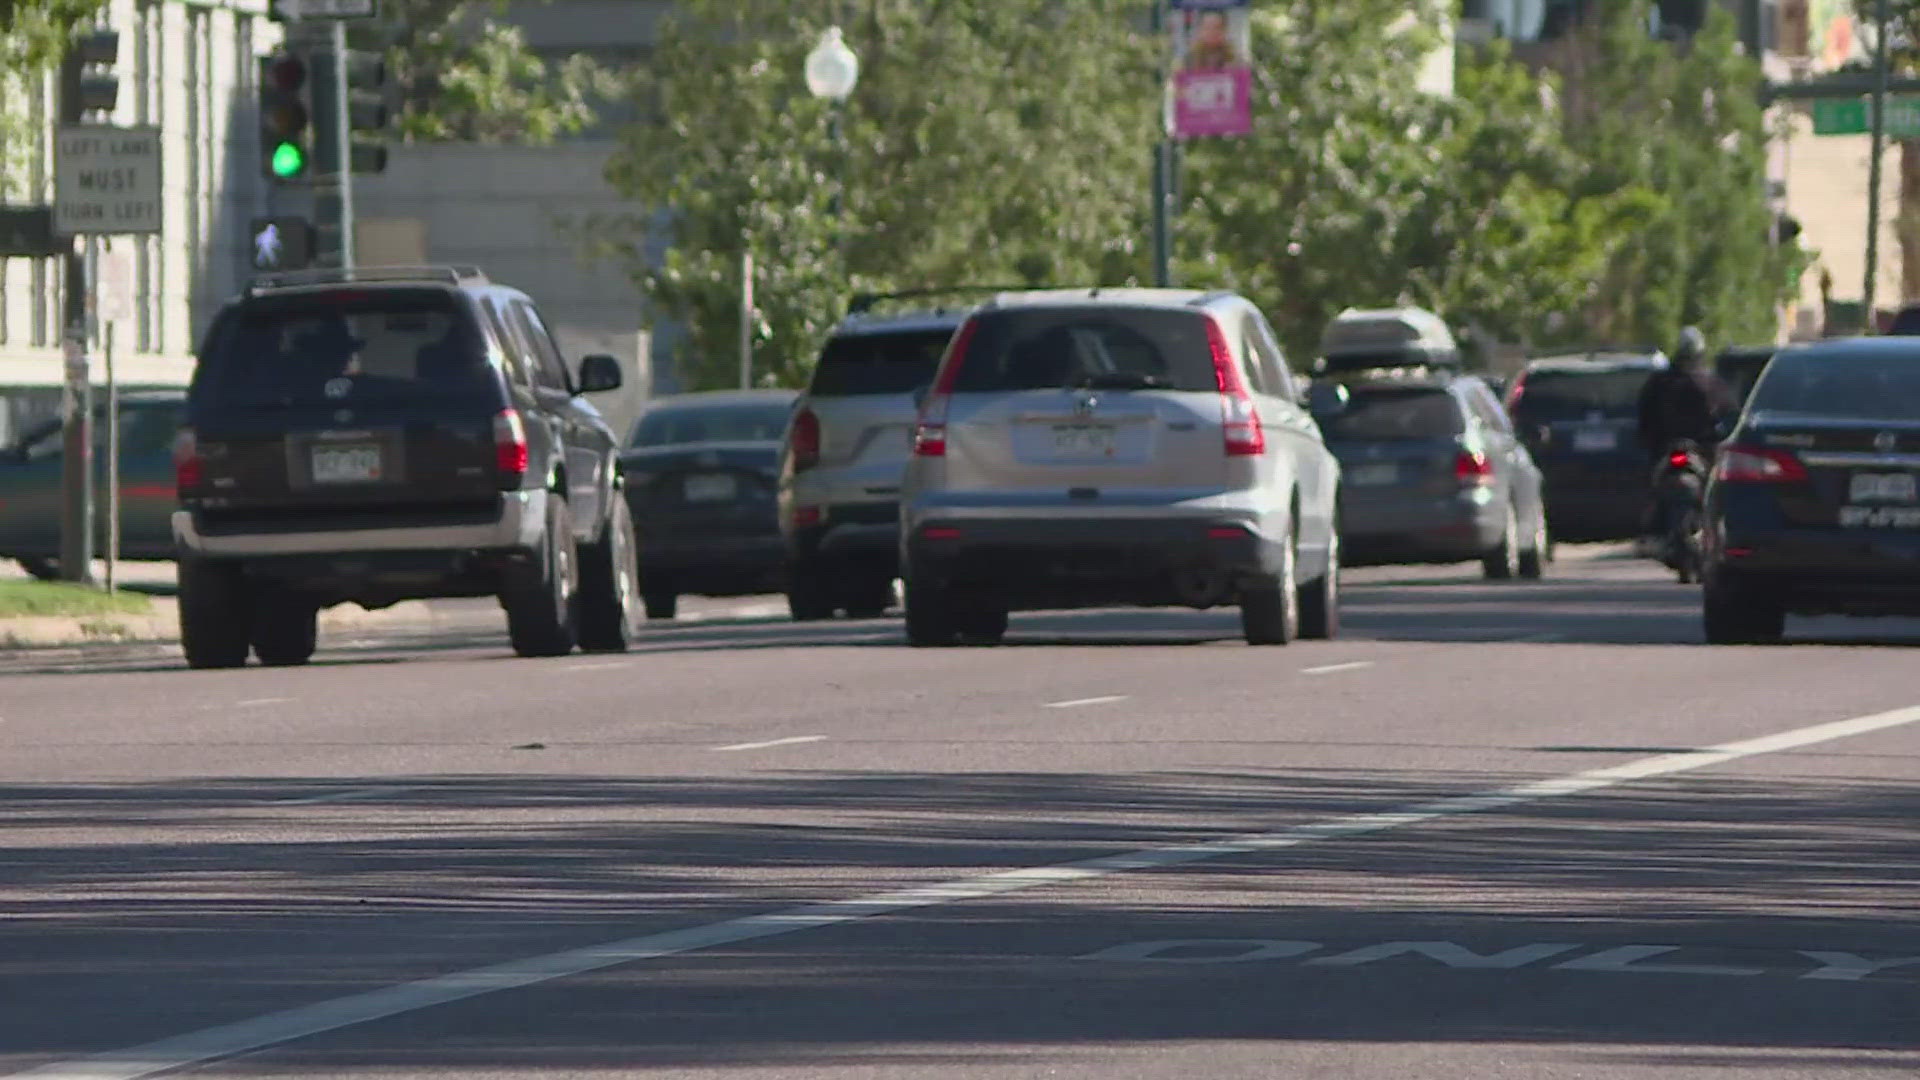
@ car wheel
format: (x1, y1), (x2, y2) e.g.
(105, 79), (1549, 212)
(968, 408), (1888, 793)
(786, 567), (836, 622)
(503, 494), (580, 658)
(1241, 528), (1299, 646)
(1298, 527), (1340, 640)
(843, 576), (896, 620)
(1702, 567), (1785, 645)
(1483, 505), (1520, 580)
(956, 602), (1010, 645)
(16, 556), (60, 582)
(250, 590), (318, 667)
(578, 499), (641, 651)
(178, 556), (251, 670)
(1517, 508), (1549, 581)
(904, 575), (960, 647)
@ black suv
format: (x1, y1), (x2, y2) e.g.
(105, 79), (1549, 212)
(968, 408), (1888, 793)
(173, 266), (639, 667)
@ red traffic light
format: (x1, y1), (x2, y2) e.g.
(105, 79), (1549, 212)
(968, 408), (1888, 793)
(267, 54), (307, 92)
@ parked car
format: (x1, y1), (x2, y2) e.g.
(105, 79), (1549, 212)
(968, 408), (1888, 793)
(779, 296), (970, 620)
(173, 265), (637, 667)
(900, 288), (1341, 646)
(1715, 345), (1777, 408)
(1506, 352), (1667, 542)
(621, 389), (797, 619)
(1703, 337), (1920, 643)
(0, 390), (186, 579)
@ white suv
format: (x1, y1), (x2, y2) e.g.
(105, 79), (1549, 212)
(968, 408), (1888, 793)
(899, 289), (1342, 646)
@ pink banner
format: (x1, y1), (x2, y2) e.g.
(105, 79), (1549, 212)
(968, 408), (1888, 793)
(1169, 4), (1252, 139)
(1172, 67), (1251, 139)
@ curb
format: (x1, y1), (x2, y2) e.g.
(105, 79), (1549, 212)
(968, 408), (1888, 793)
(0, 597), (442, 651)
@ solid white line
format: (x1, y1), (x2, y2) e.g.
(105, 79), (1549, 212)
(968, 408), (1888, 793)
(1302, 661), (1374, 676)
(273, 786), (412, 806)
(712, 735), (827, 753)
(1044, 695), (1129, 709)
(20, 702), (1920, 1080)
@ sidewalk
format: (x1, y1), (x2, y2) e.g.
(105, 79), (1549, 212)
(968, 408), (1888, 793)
(0, 593), (446, 650)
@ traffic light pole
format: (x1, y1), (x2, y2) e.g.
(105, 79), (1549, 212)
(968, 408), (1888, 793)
(1865, 0), (1891, 326)
(329, 20), (355, 270)
(57, 50), (94, 585)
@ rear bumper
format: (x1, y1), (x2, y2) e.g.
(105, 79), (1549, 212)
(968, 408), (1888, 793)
(639, 533), (787, 591)
(1540, 474), (1646, 540)
(787, 502), (900, 571)
(173, 489), (547, 558)
(1712, 527), (1920, 615)
(1341, 493), (1503, 563)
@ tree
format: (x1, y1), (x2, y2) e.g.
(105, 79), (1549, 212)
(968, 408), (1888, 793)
(1850, 0), (1920, 302)
(595, 0), (1156, 390)
(0, 0), (105, 75)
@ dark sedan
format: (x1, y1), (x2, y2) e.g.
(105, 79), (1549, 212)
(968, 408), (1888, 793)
(1703, 338), (1920, 643)
(1506, 353), (1665, 542)
(622, 390), (797, 619)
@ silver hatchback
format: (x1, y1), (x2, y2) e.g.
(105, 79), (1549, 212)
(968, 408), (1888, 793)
(899, 289), (1342, 646)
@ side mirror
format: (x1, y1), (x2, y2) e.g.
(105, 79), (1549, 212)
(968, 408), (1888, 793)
(1305, 383), (1349, 419)
(577, 354), (623, 394)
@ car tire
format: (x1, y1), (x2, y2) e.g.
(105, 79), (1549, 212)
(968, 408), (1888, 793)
(17, 556), (60, 582)
(1483, 505), (1520, 580)
(503, 494), (580, 658)
(178, 557), (251, 670)
(250, 591), (318, 668)
(956, 602), (1009, 645)
(641, 585), (678, 621)
(843, 576), (896, 620)
(787, 568), (836, 622)
(1517, 508), (1549, 581)
(1702, 567), (1785, 645)
(1298, 528), (1340, 640)
(904, 575), (960, 647)
(578, 500), (640, 651)
(1241, 529), (1299, 646)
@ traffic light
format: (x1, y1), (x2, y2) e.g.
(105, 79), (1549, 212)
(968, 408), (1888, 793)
(258, 51), (313, 183)
(313, 48), (392, 175)
(70, 28), (121, 114)
(249, 216), (317, 271)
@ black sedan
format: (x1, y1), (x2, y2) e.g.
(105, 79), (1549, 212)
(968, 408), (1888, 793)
(621, 390), (798, 619)
(1506, 352), (1666, 542)
(1703, 337), (1920, 643)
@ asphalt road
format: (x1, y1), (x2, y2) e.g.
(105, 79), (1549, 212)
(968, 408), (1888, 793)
(3, 548), (1917, 1079)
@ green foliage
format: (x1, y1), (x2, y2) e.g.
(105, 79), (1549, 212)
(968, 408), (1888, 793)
(0, 0), (105, 75)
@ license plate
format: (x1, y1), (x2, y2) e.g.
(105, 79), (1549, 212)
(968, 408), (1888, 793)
(1572, 427), (1618, 452)
(311, 444), (382, 484)
(1052, 424), (1117, 459)
(684, 473), (738, 503)
(1839, 505), (1920, 528)
(1349, 462), (1400, 486)
(1849, 472), (1918, 503)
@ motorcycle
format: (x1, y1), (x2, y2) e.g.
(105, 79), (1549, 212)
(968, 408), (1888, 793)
(1649, 440), (1710, 583)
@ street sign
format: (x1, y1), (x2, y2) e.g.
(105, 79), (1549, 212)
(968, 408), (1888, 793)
(54, 125), (162, 237)
(0, 206), (60, 257)
(272, 0), (377, 20)
(1812, 96), (1920, 137)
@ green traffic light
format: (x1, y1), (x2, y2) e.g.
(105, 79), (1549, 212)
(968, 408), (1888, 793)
(271, 141), (306, 179)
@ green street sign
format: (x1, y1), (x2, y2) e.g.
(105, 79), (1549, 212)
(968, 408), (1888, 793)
(1813, 96), (1920, 137)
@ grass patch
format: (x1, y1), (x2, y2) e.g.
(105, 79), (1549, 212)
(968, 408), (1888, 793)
(0, 580), (152, 618)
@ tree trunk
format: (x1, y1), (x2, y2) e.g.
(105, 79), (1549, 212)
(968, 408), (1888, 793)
(1901, 138), (1920, 302)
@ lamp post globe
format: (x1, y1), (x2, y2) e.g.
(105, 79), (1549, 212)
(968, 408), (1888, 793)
(805, 26), (860, 101)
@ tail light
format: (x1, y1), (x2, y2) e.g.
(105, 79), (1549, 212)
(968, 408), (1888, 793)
(172, 428), (203, 493)
(1667, 449), (1693, 469)
(1715, 445), (1806, 484)
(790, 408), (822, 472)
(493, 409), (529, 487)
(1455, 449), (1494, 486)
(1204, 318), (1265, 456)
(913, 318), (980, 458)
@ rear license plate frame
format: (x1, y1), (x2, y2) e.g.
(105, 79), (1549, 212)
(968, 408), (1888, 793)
(684, 473), (739, 503)
(1848, 472), (1919, 504)
(310, 444), (384, 485)
(1349, 462), (1400, 486)
(1572, 427), (1618, 453)
(1050, 423), (1118, 460)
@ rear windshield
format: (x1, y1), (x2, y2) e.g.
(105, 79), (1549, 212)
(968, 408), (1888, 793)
(1511, 369), (1652, 421)
(1749, 350), (1920, 421)
(198, 290), (495, 406)
(952, 308), (1216, 393)
(631, 402), (793, 447)
(809, 329), (956, 396)
(1320, 388), (1464, 441)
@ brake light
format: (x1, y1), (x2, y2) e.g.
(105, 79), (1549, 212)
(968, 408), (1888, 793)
(1455, 449), (1494, 485)
(1715, 446), (1806, 484)
(1205, 318), (1264, 456)
(913, 318), (980, 458)
(790, 408), (821, 472)
(493, 409), (528, 486)
(791, 505), (822, 528)
(172, 428), (203, 492)
(921, 525), (962, 540)
(1668, 449), (1692, 469)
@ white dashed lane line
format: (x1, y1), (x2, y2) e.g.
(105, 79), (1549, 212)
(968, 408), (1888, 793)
(1044, 696), (1130, 709)
(712, 735), (828, 753)
(1302, 661), (1374, 676)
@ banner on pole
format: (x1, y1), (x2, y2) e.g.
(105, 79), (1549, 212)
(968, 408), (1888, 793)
(1170, 0), (1252, 139)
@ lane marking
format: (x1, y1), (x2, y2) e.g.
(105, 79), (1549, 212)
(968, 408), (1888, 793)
(273, 786), (412, 806)
(560, 661), (632, 672)
(1044, 696), (1129, 709)
(1302, 661), (1373, 676)
(19, 702), (1920, 1080)
(712, 735), (827, 753)
(235, 698), (291, 708)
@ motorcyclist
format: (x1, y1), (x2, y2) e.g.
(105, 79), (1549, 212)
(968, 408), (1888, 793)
(1636, 326), (1736, 555)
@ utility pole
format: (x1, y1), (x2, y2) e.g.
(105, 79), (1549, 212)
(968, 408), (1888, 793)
(1149, 1), (1172, 288)
(1866, 0), (1892, 327)
(57, 47), (95, 584)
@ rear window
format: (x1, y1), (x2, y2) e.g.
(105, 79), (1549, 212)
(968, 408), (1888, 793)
(809, 329), (956, 396)
(631, 402), (793, 448)
(1320, 388), (1464, 441)
(952, 308), (1216, 393)
(198, 290), (496, 406)
(1749, 350), (1920, 421)
(1510, 369), (1652, 421)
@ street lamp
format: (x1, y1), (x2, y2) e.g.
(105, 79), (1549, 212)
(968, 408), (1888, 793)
(805, 27), (859, 251)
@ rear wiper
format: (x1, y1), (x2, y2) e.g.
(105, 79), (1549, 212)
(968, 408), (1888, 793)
(1074, 372), (1171, 390)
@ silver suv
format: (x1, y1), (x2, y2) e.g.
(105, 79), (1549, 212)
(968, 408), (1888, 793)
(900, 288), (1342, 646)
(778, 302), (967, 620)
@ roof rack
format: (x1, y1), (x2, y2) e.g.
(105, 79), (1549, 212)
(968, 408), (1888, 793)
(246, 265), (490, 295)
(846, 285), (1044, 318)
